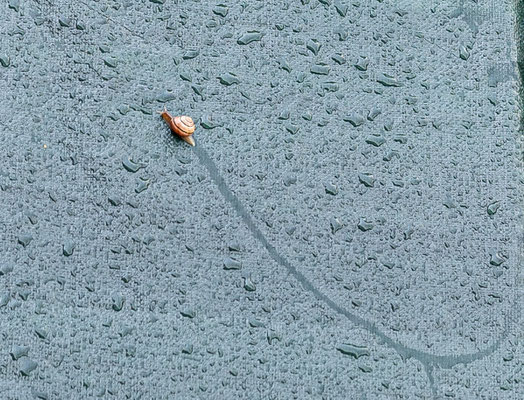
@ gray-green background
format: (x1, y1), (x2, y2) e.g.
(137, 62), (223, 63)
(0, 0), (522, 398)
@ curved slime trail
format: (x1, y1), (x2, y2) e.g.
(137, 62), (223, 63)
(192, 144), (508, 394)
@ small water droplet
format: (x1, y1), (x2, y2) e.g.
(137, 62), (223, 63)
(357, 218), (374, 231)
(135, 179), (150, 194)
(330, 217), (343, 233)
(0, 55), (10, 67)
(306, 39), (321, 55)
(334, 0), (348, 16)
(213, 4), (228, 17)
(324, 182), (338, 195)
(336, 343), (369, 358)
(310, 64), (330, 75)
(18, 234), (33, 247)
(343, 113), (365, 127)
(223, 257), (242, 270)
(487, 202), (500, 215)
(218, 72), (240, 86)
(63, 241), (75, 257)
(237, 31), (263, 45)
(19, 357), (38, 376)
(10, 346), (29, 360)
(376, 73), (402, 87)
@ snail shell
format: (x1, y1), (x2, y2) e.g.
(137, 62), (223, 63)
(158, 107), (196, 146)
(171, 116), (195, 138)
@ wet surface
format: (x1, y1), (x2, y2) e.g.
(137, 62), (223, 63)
(0, 0), (522, 398)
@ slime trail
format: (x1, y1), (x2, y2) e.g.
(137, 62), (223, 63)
(192, 143), (510, 394)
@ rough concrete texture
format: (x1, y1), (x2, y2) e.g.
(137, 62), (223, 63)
(0, 0), (522, 398)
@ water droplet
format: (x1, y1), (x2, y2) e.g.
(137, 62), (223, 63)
(330, 217), (343, 233)
(200, 115), (221, 129)
(122, 157), (143, 173)
(321, 81), (339, 92)
(359, 365), (373, 373)
(376, 73), (402, 87)
(0, 265), (13, 276)
(332, 54), (346, 65)
(179, 71), (192, 81)
(243, 276), (256, 291)
(343, 113), (365, 127)
(365, 136), (385, 147)
(135, 179), (150, 194)
(182, 49), (200, 60)
(18, 234), (33, 247)
(237, 31), (263, 45)
(487, 95), (498, 106)
(218, 72), (240, 86)
(35, 328), (48, 339)
(403, 227), (414, 240)
(223, 257), (242, 270)
(334, 0), (348, 16)
(0, 55), (10, 68)
(489, 251), (506, 266)
(10, 346), (29, 360)
(31, 390), (48, 400)
(310, 64), (330, 75)
(324, 182), (338, 195)
(335, 27), (348, 41)
(180, 309), (196, 318)
(277, 56), (292, 72)
(358, 173), (376, 187)
(357, 218), (374, 231)
(248, 318), (265, 328)
(285, 124), (299, 134)
(191, 84), (204, 97)
(174, 165), (188, 176)
(19, 357), (38, 376)
(112, 293), (125, 311)
(459, 45), (470, 60)
(103, 57), (118, 68)
(306, 39), (321, 55)
(8, 0), (20, 12)
(59, 17), (71, 27)
(367, 107), (382, 121)
(182, 344), (193, 354)
(283, 175), (297, 186)
(336, 343), (369, 358)
(0, 293), (9, 308)
(117, 104), (130, 115)
(108, 195), (121, 206)
(228, 242), (241, 252)
(354, 57), (369, 71)
(156, 91), (176, 103)
(213, 5), (228, 17)
(63, 241), (75, 257)
(487, 202), (500, 215)
(267, 331), (281, 345)
(443, 197), (456, 209)
(278, 110), (290, 120)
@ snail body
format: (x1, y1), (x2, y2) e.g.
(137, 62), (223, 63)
(157, 106), (196, 146)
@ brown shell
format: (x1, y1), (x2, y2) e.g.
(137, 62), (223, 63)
(170, 116), (195, 137)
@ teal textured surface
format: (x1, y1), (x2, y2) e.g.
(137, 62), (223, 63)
(0, 0), (522, 398)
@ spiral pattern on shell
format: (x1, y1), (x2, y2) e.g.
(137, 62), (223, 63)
(172, 116), (195, 137)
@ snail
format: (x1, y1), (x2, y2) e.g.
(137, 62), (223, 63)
(157, 106), (196, 146)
